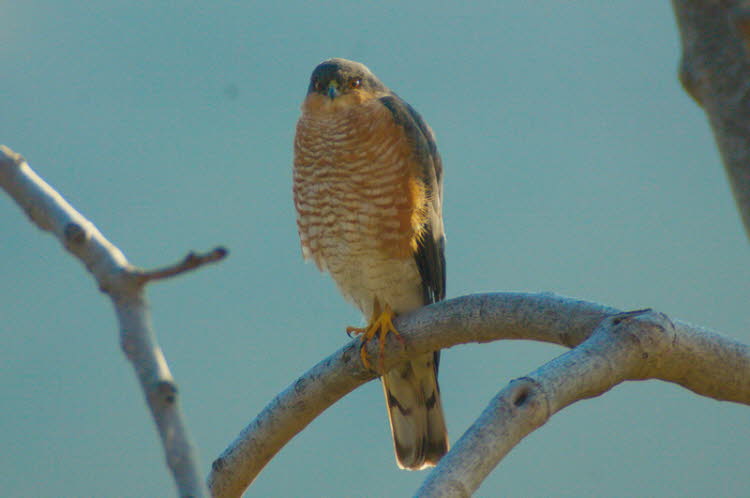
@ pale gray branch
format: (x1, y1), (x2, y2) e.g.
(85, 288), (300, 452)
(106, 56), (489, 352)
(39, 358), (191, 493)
(672, 0), (750, 239)
(7, 142), (746, 497)
(208, 294), (750, 497)
(134, 247), (228, 283)
(416, 309), (750, 496)
(0, 146), (209, 497)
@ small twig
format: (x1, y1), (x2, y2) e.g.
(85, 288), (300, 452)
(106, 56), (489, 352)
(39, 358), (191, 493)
(135, 247), (229, 284)
(611, 308), (652, 324)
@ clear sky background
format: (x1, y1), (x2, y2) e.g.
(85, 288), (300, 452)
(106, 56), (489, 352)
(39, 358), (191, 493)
(2, 2), (749, 497)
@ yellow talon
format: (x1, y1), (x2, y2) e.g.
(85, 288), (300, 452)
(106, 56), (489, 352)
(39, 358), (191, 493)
(346, 305), (406, 371)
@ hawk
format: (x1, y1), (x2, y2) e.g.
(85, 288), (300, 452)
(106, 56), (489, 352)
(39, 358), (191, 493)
(293, 58), (448, 470)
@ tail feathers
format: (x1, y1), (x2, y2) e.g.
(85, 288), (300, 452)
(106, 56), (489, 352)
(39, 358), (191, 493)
(382, 352), (448, 470)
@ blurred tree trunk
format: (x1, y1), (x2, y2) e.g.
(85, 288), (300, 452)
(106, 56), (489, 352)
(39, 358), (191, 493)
(673, 0), (750, 240)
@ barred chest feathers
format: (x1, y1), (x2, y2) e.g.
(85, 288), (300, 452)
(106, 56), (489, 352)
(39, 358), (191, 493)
(293, 100), (425, 316)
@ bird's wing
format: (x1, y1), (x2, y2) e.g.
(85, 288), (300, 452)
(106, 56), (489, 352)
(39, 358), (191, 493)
(378, 94), (445, 306)
(378, 94), (449, 470)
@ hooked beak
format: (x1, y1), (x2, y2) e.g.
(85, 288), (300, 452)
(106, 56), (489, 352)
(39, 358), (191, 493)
(327, 81), (340, 100)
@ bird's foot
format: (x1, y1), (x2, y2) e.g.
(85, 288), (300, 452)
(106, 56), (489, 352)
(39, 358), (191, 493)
(346, 305), (406, 372)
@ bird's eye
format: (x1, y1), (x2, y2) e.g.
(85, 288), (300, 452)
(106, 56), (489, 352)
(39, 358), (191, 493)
(350, 78), (361, 89)
(313, 79), (322, 92)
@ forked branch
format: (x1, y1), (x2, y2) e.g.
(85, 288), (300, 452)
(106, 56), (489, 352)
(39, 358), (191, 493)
(5, 146), (748, 497)
(0, 146), (227, 497)
(208, 294), (750, 497)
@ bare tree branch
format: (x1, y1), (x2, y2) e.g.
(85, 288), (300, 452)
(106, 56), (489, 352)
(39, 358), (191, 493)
(5, 146), (747, 497)
(416, 309), (750, 496)
(208, 294), (750, 497)
(672, 0), (750, 239)
(0, 146), (213, 497)
(134, 247), (228, 284)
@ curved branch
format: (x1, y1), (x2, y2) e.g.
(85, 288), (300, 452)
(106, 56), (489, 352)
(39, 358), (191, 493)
(208, 294), (750, 497)
(0, 146), (216, 497)
(672, 0), (750, 238)
(416, 309), (750, 496)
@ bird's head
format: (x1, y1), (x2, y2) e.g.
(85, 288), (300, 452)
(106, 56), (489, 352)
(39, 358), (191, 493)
(303, 58), (387, 112)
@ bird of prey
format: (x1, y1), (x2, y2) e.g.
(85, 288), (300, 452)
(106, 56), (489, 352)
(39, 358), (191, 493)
(293, 58), (448, 470)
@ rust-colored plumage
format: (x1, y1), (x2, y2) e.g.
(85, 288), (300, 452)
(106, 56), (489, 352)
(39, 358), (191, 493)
(293, 58), (448, 470)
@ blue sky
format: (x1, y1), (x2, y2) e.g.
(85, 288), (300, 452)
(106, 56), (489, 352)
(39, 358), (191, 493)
(2, 2), (748, 496)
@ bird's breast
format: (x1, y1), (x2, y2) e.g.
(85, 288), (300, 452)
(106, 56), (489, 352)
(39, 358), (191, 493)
(293, 102), (426, 312)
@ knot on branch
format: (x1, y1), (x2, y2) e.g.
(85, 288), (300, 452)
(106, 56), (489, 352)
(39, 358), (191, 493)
(507, 377), (551, 423)
(150, 380), (179, 407)
(64, 222), (87, 246)
(606, 310), (677, 378)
